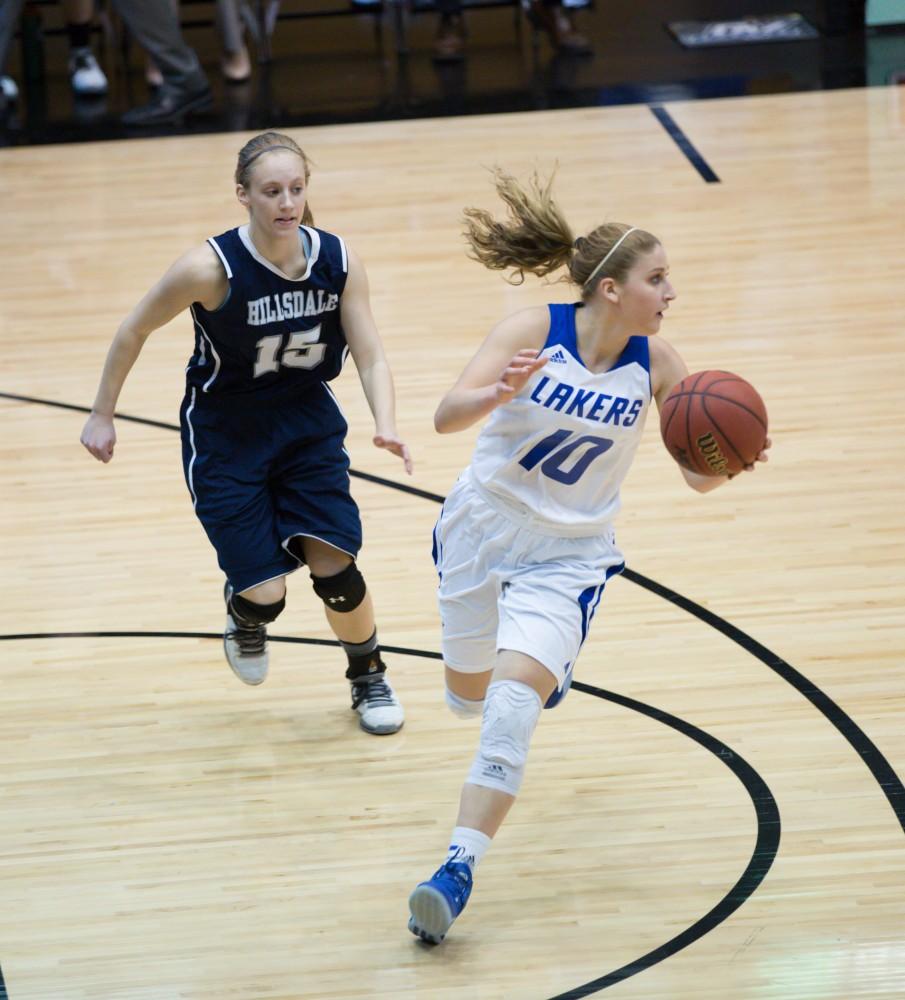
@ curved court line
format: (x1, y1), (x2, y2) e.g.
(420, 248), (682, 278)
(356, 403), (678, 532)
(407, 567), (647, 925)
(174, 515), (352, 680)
(622, 569), (905, 835)
(6, 390), (905, 993)
(551, 679), (779, 999)
(6, 388), (902, 828)
(0, 630), (779, 998)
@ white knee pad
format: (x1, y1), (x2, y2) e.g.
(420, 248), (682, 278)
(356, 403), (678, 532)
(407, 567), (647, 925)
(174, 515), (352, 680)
(445, 687), (485, 719)
(467, 680), (542, 797)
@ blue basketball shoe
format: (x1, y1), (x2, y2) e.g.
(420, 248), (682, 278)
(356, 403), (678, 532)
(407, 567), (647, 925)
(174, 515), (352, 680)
(408, 859), (473, 944)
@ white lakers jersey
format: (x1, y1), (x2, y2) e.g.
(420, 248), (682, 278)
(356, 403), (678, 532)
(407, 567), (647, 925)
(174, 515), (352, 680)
(468, 303), (652, 536)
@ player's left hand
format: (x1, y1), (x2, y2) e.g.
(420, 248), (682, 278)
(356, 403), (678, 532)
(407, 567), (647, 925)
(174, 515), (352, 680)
(373, 433), (413, 475)
(496, 348), (548, 401)
(731, 437), (772, 477)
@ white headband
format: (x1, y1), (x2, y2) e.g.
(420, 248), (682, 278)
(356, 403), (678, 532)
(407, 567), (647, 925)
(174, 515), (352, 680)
(582, 227), (639, 289)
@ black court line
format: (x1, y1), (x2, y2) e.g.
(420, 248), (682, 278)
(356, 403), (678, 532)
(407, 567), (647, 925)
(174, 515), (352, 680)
(0, 629), (778, 999)
(5, 390), (905, 996)
(0, 391), (179, 432)
(551, 679), (779, 1000)
(0, 391), (445, 504)
(649, 105), (720, 183)
(623, 568), (905, 834)
(0, 631), (436, 659)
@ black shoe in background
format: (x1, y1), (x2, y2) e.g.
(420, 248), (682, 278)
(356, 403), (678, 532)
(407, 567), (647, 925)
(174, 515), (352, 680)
(121, 83), (213, 126)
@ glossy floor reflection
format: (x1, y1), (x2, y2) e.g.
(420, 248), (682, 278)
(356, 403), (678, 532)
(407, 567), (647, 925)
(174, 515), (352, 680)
(2, 0), (900, 147)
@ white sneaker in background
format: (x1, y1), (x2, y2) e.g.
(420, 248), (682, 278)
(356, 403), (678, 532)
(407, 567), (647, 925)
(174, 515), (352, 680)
(0, 75), (19, 102)
(69, 49), (108, 96)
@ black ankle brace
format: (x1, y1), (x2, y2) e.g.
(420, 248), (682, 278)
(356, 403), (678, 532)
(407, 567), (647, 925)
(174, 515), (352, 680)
(345, 651), (385, 682)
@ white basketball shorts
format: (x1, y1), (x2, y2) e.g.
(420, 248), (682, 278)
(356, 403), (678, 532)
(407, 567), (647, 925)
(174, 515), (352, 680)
(431, 473), (625, 690)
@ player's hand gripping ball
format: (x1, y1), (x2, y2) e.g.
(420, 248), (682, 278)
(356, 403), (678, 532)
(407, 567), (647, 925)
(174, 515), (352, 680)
(660, 370), (768, 477)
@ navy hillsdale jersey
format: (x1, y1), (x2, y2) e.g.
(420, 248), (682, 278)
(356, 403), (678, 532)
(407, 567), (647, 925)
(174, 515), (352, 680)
(179, 224), (362, 592)
(187, 224), (350, 398)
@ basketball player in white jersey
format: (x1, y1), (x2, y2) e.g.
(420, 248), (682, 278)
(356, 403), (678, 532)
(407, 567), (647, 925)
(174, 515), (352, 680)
(408, 168), (770, 944)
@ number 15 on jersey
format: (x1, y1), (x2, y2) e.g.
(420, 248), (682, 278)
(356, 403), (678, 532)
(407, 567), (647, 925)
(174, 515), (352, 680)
(254, 324), (326, 377)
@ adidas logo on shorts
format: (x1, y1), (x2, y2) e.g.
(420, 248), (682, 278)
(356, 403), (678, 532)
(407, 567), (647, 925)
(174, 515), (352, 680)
(481, 762), (507, 780)
(549, 349), (567, 364)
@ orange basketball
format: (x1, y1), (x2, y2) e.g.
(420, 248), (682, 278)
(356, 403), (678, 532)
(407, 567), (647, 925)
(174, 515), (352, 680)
(660, 370), (768, 477)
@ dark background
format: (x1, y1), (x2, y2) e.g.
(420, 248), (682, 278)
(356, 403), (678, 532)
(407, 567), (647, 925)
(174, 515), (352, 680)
(1, 0), (901, 146)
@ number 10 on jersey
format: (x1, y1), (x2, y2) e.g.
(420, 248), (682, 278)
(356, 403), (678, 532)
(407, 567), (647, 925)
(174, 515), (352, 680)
(519, 429), (614, 484)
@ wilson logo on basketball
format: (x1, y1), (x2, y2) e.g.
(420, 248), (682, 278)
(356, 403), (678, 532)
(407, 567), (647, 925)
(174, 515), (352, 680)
(659, 369), (768, 477)
(695, 432), (729, 475)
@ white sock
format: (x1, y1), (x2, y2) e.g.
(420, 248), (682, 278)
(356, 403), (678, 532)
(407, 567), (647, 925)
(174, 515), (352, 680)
(446, 826), (492, 871)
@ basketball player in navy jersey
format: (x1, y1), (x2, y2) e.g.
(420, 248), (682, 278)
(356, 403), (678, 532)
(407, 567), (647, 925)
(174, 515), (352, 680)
(407, 168), (770, 943)
(80, 131), (410, 736)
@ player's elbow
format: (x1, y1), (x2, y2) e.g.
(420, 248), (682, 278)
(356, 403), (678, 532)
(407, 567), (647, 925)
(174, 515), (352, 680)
(682, 468), (724, 493)
(434, 397), (458, 433)
(434, 408), (454, 433)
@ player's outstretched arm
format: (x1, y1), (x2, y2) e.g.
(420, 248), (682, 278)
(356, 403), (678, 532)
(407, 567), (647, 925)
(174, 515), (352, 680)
(434, 308), (549, 434)
(80, 244), (225, 463)
(340, 246), (412, 474)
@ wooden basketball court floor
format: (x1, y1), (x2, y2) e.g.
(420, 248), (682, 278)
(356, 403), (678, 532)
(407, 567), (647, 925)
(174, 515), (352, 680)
(1, 85), (903, 999)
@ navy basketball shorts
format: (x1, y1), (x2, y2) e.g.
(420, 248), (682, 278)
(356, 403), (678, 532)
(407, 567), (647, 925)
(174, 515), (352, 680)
(179, 383), (362, 593)
(432, 473), (625, 693)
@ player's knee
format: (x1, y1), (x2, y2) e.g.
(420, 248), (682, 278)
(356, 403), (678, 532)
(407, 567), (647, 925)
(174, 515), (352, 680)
(445, 687), (484, 719)
(230, 592), (285, 625)
(481, 680), (542, 767)
(466, 680), (542, 796)
(311, 561), (367, 613)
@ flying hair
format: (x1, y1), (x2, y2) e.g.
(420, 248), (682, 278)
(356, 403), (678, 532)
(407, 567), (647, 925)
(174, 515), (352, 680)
(462, 167), (574, 284)
(462, 167), (659, 298)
